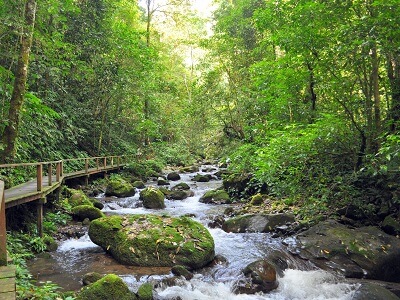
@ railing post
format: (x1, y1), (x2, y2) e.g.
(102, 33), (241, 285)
(117, 156), (120, 169)
(96, 158), (99, 170)
(60, 161), (64, 177)
(103, 157), (107, 170)
(37, 164), (43, 192)
(56, 162), (61, 182)
(85, 158), (89, 173)
(0, 181), (7, 266)
(111, 157), (114, 167)
(48, 164), (52, 186)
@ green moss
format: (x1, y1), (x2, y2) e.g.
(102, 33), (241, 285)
(200, 189), (230, 204)
(137, 283), (153, 300)
(77, 274), (136, 300)
(68, 189), (93, 207)
(106, 176), (136, 197)
(71, 205), (105, 221)
(42, 235), (58, 252)
(140, 187), (165, 209)
(89, 215), (215, 269)
(250, 193), (263, 205)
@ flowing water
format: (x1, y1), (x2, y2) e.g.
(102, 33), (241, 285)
(28, 165), (359, 299)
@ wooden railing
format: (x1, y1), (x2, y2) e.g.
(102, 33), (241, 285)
(0, 180), (6, 266)
(0, 155), (133, 192)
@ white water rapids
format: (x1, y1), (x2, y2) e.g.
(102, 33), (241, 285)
(30, 165), (359, 299)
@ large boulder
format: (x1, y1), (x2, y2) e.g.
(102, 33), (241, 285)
(199, 189), (230, 204)
(140, 187), (165, 209)
(77, 274), (136, 300)
(289, 220), (400, 282)
(167, 190), (193, 200)
(105, 176), (136, 198)
(235, 260), (278, 294)
(352, 283), (400, 300)
(71, 205), (104, 221)
(171, 182), (190, 191)
(222, 214), (295, 233)
(192, 174), (211, 182)
(89, 214), (215, 269)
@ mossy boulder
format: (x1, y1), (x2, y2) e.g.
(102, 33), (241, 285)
(199, 189), (230, 204)
(250, 193), (263, 206)
(179, 166), (199, 173)
(82, 272), (103, 286)
(89, 214), (215, 269)
(106, 177), (136, 198)
(71, 205), (105, 221)
(192, 174), (210, 182)
(43, 235), (58, 252)
(132, 180), (146, 189)
(222, 213), (295, 233)
(137, 283), (153, 300)
(90, 198), (104, 210)
(292, 220), (400, 282)
(140, 187), (165, 209)
(382, 215), (400, 235)
(77, 274), (136, 300)
(68, 189), (93, 207)
(171, 183), (190, 191)
(171, 265), (193, 280)
(167, 190), (194, 200)
(157, 177), (170, 186)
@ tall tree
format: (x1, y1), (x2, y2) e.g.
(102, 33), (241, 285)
(1, 0), (37, 162)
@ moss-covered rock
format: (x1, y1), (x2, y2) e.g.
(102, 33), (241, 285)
(132, 180), (146, 189)
(89, 214), (215, 269)
(43, 235), (58, 252)
(222, 213), (295, 233)
(171, 183), (190, 191)
(250, 193), (263, 206)
(82, 272), (103, 286)
(140, 187), (165, 209)
(137, 283), (153, 300)
(71, 205), (105, 221)
(106, 176), (136, 198)
(167, 190), (193, 200)
(382, 215), (400, 235)
(90, 198), (104, 210)
(192, 174), (210, 182)
(77, 274), (136, 300)
(200, 189), (230, 204)
(294, 220), (400, 282)
(171, 265), (193, 280)
(68, 189), (93, 207)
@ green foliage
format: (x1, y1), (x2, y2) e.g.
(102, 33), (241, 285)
(124, 159), (164, 179)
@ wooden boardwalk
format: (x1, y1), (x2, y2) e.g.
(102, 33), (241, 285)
(0, 155), (133, 299)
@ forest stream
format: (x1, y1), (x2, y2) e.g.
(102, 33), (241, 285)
(28, 164), (359, 299)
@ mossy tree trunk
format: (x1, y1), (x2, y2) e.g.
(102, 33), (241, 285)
(1, 0), (37, 163)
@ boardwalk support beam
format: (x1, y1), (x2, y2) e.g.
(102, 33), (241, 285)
(37, 198), (47, 238)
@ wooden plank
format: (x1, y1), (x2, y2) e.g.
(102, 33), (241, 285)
(0, 277), (15, 292)
(0, 265), (16, 277)
(0, 292), (16, 300)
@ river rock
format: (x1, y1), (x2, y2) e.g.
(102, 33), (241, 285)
(140, 187), (166, 209)
(137, 283), (153, 300)
(77, 274), (136, 300)
(167, 190), (193, 200)
(235, 260), (278, 294)
(71, 205), (105, 221)
(68, 188), (93, 207)
(171, 182), (190, 191)
(352, 282), (400, 300)
(199, 189), (230, 204)
(90, 198), (104, 210)
(192, 174), (210, 182)
(105, 177), (136, 198)
(291, 220), (400, 282)
(157, 177), (170, 186)
(132, 180), (146, 189)
(89, 214), (215, 269)
(167, 172), (181, 181)
(180, 166), (199, 173)
(382, 215), (400, 235)
(171, 265), (194, 280)
(82, 272), (103, 286)
(222, 213), (295, 233)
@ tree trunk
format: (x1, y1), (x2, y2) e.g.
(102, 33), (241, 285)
(1, 0), (37, 162)
(387, 52), (400, 132)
